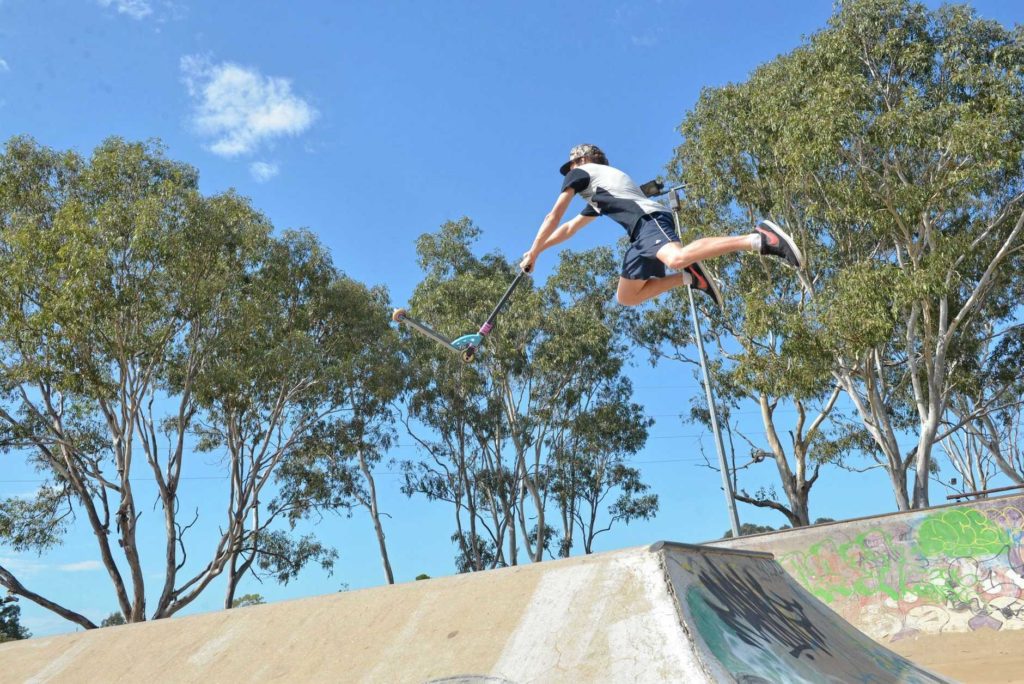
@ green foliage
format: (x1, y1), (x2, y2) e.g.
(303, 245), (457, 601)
(251, 530), (339, 586)
(230, 594), (266, 608)
(813, 262), (902, 353)
(666, 0), (1024, 509)
(100, 612), (126, 627)
(548, 378), (658, 555)
(0, 135), (375, 626)
(273, 282), (404, 527)
(0, 487), (70, 552)
(0, 599), (30, 642)
(721, 523), (780, 539)
(400, 220), (657, 565)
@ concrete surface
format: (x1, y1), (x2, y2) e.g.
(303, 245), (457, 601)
(886, 629), (1024, 684)
(0, 542), (949, 683)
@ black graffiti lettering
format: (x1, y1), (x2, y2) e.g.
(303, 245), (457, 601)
(694, 558), (833, 660)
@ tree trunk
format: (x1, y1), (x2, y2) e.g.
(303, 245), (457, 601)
(224, 553), (240, 609)
(890, 467), (911, 511)
(357, 448), (394, 584)
(835, 363), (912, 511)
(912, 440), (933, 509)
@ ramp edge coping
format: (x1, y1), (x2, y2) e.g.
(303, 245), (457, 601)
(648, 540), (775, 560)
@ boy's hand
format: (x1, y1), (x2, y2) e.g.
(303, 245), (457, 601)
(519, 250), (537, 273)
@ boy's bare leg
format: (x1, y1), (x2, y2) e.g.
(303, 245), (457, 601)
(655, 235), (757, 271)
(616, 274), (688, 306)
(616, 232), (762, 307)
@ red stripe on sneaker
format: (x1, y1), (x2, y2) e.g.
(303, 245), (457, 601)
(756, 227), (779, 246)
(687, 266), (708, 289)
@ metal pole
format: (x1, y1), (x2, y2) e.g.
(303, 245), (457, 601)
(669, 188), (741, 538)
(686, 286), (741, 537)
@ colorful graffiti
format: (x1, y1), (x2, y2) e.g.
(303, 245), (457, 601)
(717, 496), (1024, 641)
(664, 550), (950, 683)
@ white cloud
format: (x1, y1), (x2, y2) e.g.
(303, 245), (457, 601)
(0, 58), (9, 72)
(249, 161), (280, 183)
(57, 560), (103, 573)
(0, 556), (46, 576)
(1, 557), (104, 575)
(181, 55), (318, 158)
(97, 0), (153, 20)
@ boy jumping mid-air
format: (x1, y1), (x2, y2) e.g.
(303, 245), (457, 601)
(519, 144), (802, 307)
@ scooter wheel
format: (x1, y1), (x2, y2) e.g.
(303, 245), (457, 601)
(462, 347), (476, 363)
(392, 308), (407, 323)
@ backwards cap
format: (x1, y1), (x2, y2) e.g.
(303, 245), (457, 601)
(559, 144), (605, 176)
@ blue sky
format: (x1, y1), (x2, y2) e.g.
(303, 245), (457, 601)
(1, 0), (1022, 637)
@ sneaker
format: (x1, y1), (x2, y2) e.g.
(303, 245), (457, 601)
(684, 261), (723, 309)
(756, 219), (803, 268)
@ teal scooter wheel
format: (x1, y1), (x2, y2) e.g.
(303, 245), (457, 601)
(453, 333), (483, 363)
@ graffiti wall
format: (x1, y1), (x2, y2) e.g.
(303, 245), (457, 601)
(711, 494), (1024, 641)
(661, 545), (950, 683)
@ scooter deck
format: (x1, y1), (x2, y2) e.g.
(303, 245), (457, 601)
(392, 309), (468, 358)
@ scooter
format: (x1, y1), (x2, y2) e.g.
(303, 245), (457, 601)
(392, 269), (529, 363)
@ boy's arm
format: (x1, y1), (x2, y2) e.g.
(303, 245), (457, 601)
(520, 189), (580, 272)
(535, 213), (596, 251)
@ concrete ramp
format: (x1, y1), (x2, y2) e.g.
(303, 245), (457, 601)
(0, 543), (951, 683)
(659, 542), (950, 683)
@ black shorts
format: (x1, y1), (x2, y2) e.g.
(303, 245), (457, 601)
(621, 212), (679, 280)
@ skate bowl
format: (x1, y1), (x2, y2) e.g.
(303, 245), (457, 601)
(0, 542), (948, 683)
(710, 493), (1024, 642)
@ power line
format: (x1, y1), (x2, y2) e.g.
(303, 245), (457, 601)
(0, 475), (231, 485)
(0, 450), (720, 487)
(0, 430), (774, 485)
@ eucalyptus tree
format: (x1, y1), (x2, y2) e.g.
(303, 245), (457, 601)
(399, 219), (521, 571)
(272, 283), (404, 585)
(804, 0), (1024, 508)
(230, 593), (265, 608)
(939, 427), (997, 495)
(535, 249), (656, 554)
(547, 379), (654, 555)
(641, 46), (847, 527)
(943, 322), (1024, 487)
(811, 0), (1024, 509)
(0, 136), (367, 627)
(191, 229), (366, 609)
(0, 598), (30, 642)
(400, 220), (655, 568)
(666, 0), (1024, 510)
(632, 279), (842, 528)
(100, 612), (126, 627)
